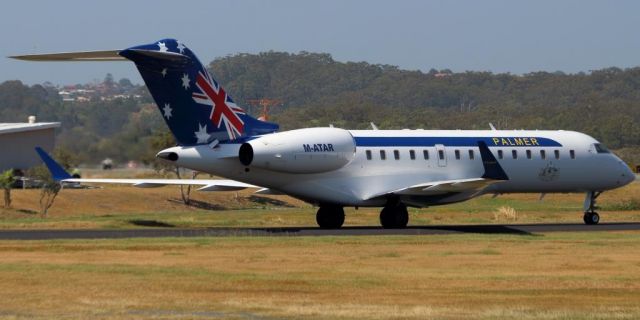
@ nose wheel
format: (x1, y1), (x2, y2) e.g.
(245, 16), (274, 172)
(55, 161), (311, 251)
(583, 191), (602, 225)
(583, 211), (600, 225)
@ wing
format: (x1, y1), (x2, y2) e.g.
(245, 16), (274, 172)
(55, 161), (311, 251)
(35, 147), (259, 192)
(392, 177), (499, 196)
(365, 177), (499, 200)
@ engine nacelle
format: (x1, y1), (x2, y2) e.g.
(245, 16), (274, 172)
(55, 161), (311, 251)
(239, 127), (356, 174)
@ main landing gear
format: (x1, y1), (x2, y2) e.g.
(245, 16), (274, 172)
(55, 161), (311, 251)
(380, 202), (409, 229)
(316, 205), (345, 229)
(583, 191), (601, 225)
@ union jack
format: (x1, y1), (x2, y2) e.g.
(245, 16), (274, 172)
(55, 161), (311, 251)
(192, 71), (245, 140)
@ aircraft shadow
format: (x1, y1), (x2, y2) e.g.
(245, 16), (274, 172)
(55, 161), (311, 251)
(234, 224), (536, 236)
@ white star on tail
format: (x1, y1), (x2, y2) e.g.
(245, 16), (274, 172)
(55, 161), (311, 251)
(157, 41), (168, 52)
(177, 42), (186, 54)
(163, 103), (172, 119)
(161, 68), (167, 77)
(181, 74), (190, 89)
(194, 123), (210, 144)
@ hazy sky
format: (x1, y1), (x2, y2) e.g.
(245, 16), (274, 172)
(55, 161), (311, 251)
(2, 0), (639, 85)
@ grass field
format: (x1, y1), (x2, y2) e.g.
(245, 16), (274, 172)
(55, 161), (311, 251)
(0, 233), (639, 319)
(0, 175), (639, 319)
(0, 178), (639, 229)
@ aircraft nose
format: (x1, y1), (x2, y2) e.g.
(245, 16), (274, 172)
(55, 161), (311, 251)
(619, 161), (635, 186)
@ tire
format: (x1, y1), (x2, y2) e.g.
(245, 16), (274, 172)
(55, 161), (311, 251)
(316, 206), (345, 229)
(380, 204), (409, 229)
(583, 212), (600, 225)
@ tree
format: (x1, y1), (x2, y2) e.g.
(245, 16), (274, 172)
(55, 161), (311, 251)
(104, 73), (115, 87)
(118, 78), (133, 89)
(176, 168), (199, 205)
(27, 165), (61, 217)
(39, 178), (61, 217)
(53, 147), (78, 171)
(0, 169), (14, 208)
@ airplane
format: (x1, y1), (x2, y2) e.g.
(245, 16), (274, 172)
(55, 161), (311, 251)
(14, 38), (635, 228)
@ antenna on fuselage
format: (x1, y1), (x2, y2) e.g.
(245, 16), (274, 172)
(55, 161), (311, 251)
(489, 123), (497, 130)
(370, 122), (379, 130)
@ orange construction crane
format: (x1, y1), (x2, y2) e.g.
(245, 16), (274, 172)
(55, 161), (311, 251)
(246, 98), (282, 121)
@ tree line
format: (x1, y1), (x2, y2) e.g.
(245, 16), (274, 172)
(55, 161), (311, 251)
(0, 51), (639, 166)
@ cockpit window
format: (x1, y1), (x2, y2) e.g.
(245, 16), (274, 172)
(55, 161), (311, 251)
(594, 143), (610, 154)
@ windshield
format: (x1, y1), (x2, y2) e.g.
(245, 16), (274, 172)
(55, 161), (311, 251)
(594, 143), (610, 154)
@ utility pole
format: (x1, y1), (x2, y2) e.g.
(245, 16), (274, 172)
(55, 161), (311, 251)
(246, 98), (282, 121)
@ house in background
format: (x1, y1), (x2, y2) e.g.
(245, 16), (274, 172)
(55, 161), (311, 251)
(0, 116), (60, 172)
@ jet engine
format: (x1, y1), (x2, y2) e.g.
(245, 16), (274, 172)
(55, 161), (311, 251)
(238, 127), (356, 174)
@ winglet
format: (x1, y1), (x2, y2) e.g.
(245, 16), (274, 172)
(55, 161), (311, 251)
(477, 141), (509, 180)
(35, 147), (72, 181)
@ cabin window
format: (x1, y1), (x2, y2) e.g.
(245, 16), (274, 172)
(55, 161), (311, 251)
(512, 150), (518, 159)
(540, 150), (546, 159)
(438, 150), (445, 160)
(409, 150), (416, 160)
(423, 150), (429, 160)
(468, 150), (474, 160)
(554, 150), (560, 159)
(380, 150), (386, 160)
(394, 150), (400, 160)
(365, 150), (372, 160)
(455, 150), (461, 160)
(570, 150), (575, 159)
(498, 150), (503, 159)
(526, 150), (532, 159)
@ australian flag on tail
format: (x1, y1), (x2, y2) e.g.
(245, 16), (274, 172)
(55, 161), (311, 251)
(118, 39), (278, 146)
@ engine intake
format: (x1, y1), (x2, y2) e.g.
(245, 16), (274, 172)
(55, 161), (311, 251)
(238, 127), (355, 174)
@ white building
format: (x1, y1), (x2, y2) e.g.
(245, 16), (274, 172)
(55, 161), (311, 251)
(0, 118), (60, 172)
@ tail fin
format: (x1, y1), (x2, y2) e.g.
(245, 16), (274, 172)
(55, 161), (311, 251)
(35, 147), (72, 181)
(118, 39), (278, 145)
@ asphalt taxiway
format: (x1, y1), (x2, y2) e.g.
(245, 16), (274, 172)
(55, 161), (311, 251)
(0, 222), (639, 240)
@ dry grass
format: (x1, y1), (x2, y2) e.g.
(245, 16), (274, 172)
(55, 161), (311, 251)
(0, 178), (639, 229)
(0, 233), (638, 319)
(0, 172), (638, 319)
(493, 205), (518, 221)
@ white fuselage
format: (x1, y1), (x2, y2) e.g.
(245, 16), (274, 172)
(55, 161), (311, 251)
(165, 129), (635, 207)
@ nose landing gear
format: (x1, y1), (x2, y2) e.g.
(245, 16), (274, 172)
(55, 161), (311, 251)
(583, 191), (601, 225)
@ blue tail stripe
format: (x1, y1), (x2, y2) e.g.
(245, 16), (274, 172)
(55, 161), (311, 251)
(35, 147), (72, 181)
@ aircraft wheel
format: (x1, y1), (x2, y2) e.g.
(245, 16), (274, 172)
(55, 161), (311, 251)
(583, 211), (600, 225)
(380, 203), (409, 229)
(316, 206), (345, 229)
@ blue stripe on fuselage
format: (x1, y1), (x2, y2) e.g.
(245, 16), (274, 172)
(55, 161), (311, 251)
(353, 136), (562, 147)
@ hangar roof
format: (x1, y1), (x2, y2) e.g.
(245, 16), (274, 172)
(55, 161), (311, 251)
(0, 122), (61, 135)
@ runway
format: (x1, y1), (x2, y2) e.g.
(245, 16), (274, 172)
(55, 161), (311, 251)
(0, 222), (639, 240)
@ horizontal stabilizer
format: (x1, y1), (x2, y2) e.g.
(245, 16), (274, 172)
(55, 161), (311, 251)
(10, 50), (125, 61)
